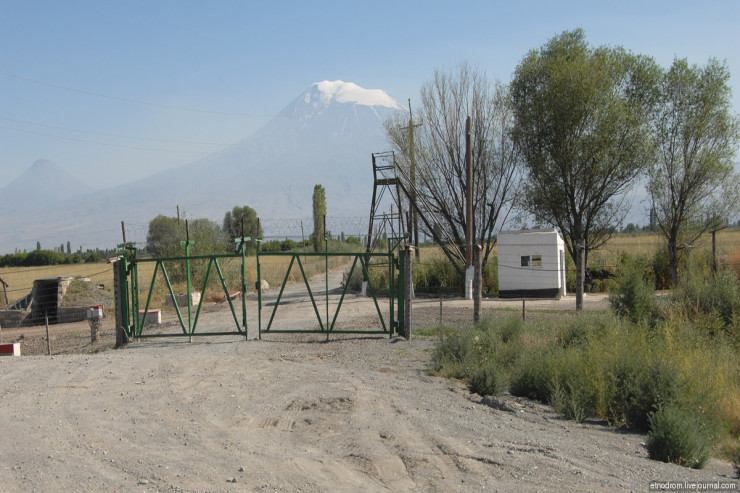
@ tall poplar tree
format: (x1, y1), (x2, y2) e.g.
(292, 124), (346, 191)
(312, 184), (326, 252)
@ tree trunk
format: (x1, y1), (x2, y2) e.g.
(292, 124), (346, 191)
(575, 242), (585, 311)
(668, 240), (679, 286)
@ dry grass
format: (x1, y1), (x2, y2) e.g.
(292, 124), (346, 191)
(0, 253), (354, 310)
(0, 263), (115, 308)
(417, 229), (740, 270)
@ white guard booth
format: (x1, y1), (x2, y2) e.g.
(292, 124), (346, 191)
(497, 229), (567, 299)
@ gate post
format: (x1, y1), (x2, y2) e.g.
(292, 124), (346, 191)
(403, 245), (414, 340)
(114, 259), (129, 348)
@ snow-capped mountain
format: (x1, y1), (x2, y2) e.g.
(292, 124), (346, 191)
(0, 158), (94, 212)
(0, 81), (404, 252)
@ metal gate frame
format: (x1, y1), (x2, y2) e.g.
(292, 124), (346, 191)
(256, 249), (404, 338)
(115, 241), (407, 341)
(116, 244), (250, 341)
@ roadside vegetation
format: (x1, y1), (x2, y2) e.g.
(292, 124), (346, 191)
(428, 255), (740, 469)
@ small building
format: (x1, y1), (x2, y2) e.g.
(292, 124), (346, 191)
(497, 229), (567, 299)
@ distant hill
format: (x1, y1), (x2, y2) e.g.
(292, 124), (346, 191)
(0, 158), (94, 212)
(0, 82), (404, 252)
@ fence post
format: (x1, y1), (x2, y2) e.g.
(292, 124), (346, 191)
(45, 311), (51, 356)
(114, 260), (129, 348)
(473, 244), (482, 324)
(403, 245), (414, 340)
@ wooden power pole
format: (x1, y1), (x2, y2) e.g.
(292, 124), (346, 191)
(465, 116), (474, 300)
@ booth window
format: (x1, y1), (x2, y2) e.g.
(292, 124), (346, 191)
(521, 255), (530, 267)
(532, 255), (542, 267)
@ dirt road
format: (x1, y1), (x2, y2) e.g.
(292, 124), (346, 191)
(0, 283), (737, 491)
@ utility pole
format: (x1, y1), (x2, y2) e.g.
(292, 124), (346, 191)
(465, 116), (474, 300)
(408, 99), (420, 259)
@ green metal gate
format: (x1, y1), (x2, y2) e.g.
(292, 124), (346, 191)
(116, 242), (252, 340)
(256, 249), (405, 338)
(115, 242), (407, 341)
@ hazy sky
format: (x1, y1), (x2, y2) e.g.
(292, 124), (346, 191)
(1, 0), (739, 189)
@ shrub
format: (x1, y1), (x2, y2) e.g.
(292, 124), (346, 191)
(673, 269), (740, 337)
(548, 348), (596, 423)
(468, 360), (508, 397)
(609, 256), (661, 326)
(509, 346), (552, 402)
(550, 382), (593, 423)
(346, 261), (388, 292)
(604, 352), (680, 430)
(647, 405), (712, 469)
(651, 248), (672, 290)
(556, 313), (610, 348)
(495, 316), (523, 344)
(414, 258), (463, 293)
(429, 328), (475, 379)
(483, 259), (498, 294)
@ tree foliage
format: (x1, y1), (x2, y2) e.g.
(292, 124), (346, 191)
(146, 215), (229, 258)
(312, 184), (326, 252)
(222, 205), (262, 253)
(648, 57), (740, 285)
(146, 215), (230, 282)
(510, 29), (659, 308)
(385, 63), (522, 275)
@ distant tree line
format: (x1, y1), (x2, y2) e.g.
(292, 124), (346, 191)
(145, 203), (364, 257)
(0, 248), (104, 267)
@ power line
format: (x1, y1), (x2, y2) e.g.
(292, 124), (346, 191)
(0, 124), (234, 155)
(1, 71), (274, 117)
(0, 116), (226, 146)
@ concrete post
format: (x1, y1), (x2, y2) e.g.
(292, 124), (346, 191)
(403, 245), (414, 340)
(89, 317), (101, 343)
(473, 244), (482, 324)
(114, 260), (128, 348)
(576, 241), (585, 311)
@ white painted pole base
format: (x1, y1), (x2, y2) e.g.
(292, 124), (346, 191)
(465, 265), (474, 300)
(361, 281), (368, 297)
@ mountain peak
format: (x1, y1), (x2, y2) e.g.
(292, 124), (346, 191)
(307, 80), (402, 110)
(30, 158), (58, 170)
(0, 158), (94, 212)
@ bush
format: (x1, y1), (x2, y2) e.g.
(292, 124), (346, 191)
(609, 256), (661, 326)
(414, 258), (463, 293)
(429, 328), (475, 379)
(547, 347), (597, 423)
(647, 405), (712, 469)
(556, 313), (610, 348)
(550, 382), (594, 423)
(673, 269), (740, 337)
(509, 346), (552, 402)
(604, 352), (680, 430)
(468, 360), (508, 397)
(651, 248), (672, 290)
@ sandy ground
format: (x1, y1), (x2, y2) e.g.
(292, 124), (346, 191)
(1, 275), (738, 492)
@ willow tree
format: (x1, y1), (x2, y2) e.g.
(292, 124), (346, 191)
(385, 63), (523, 278)
(510, 29), (659, 309)
(649, 57), (740, 285)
